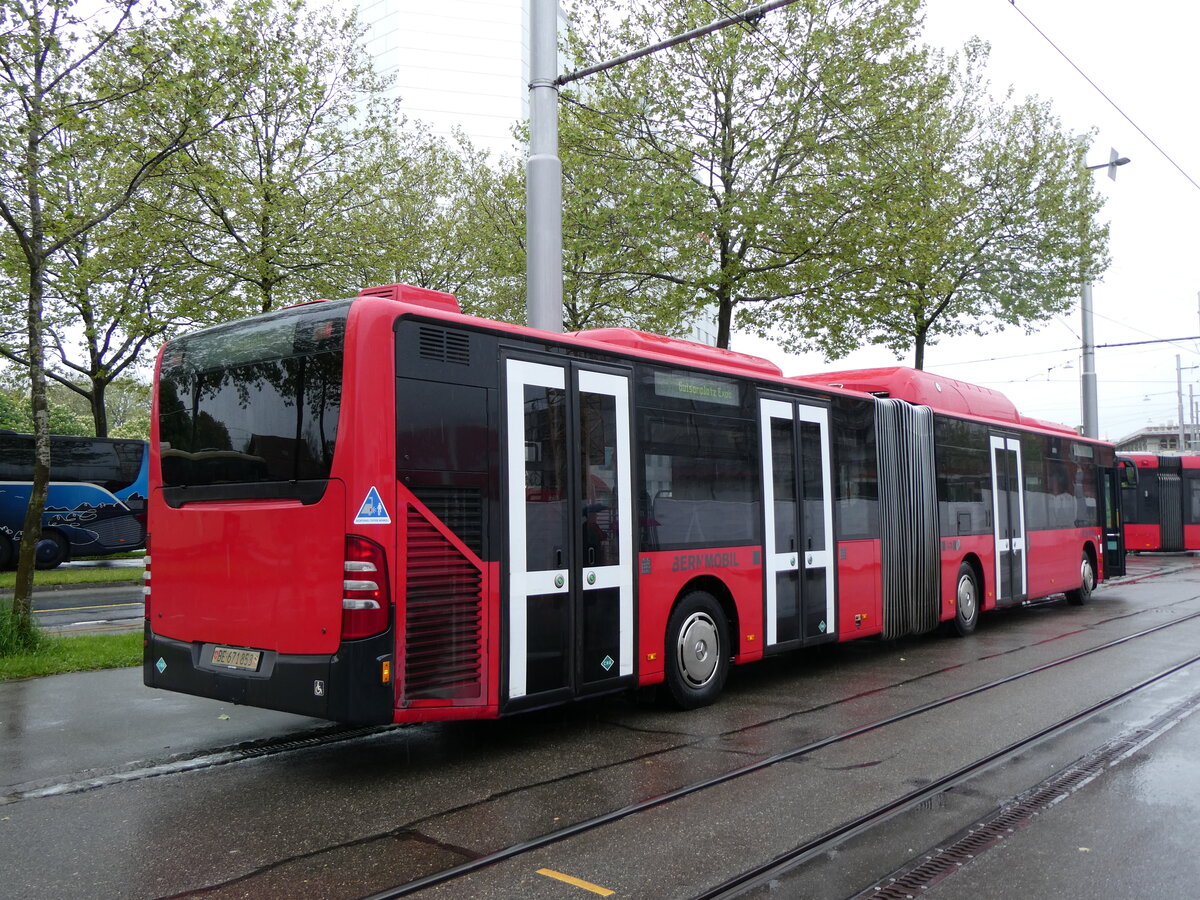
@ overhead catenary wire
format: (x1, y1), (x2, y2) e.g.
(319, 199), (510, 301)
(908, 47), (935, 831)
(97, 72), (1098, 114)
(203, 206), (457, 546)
(1007, 0), (1200, 195)
(931, 335), (1200, 368)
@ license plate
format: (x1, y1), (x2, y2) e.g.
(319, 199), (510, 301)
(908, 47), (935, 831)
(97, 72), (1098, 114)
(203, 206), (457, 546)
(211, 646), (261, 671)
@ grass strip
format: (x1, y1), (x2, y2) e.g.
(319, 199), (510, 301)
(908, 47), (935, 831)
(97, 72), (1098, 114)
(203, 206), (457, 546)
(0, 566), (143, 590)
(0, 631), (142, 680)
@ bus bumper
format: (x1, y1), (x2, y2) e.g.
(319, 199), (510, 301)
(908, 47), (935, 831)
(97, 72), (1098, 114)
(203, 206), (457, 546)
(142, 622), (395, 726)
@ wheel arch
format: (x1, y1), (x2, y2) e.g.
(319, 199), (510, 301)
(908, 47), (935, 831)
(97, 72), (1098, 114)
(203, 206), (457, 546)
(958, 552), (986, 610)
(671, 574), (739, 655)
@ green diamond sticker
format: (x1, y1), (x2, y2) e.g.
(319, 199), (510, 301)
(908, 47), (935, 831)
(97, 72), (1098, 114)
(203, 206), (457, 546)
(818, 620), (827, 633)
(156, 657), (167, 674)
(601, 655), (614, 672)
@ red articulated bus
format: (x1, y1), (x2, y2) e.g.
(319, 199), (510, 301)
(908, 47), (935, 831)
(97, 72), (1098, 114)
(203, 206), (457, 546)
(143, 284), (1126, 725)
(1117, 453), (1200, 551)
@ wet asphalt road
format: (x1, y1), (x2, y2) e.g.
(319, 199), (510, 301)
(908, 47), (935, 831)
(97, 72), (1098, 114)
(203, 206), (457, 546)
(29, 583), (144, 633)
(2, 554), (1200, 898)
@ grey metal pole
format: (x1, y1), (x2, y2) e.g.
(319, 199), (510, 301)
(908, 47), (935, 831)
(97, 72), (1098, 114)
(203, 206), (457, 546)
(1178, 355), (1187, 452)
(526, 0), (563, 332)
(1080, 281), (1098, 437)
(1078, 150), (1128, 438)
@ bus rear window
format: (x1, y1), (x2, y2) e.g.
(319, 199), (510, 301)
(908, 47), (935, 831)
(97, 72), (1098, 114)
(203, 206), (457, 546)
(157, 302), (350, 502)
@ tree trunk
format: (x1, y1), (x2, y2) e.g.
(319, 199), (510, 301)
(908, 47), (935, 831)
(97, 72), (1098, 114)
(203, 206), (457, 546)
(11, 258), (50, 642)
(716, 291), (734, 349)
(91, 375), (109, 438)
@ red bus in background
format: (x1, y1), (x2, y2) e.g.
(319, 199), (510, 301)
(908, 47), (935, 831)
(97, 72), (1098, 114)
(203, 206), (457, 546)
(1118, 453), (1200, 551)
(143, 284), (1125, 725)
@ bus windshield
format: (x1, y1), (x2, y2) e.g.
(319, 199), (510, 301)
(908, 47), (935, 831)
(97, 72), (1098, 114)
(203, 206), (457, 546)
(157, 301), (350, 504)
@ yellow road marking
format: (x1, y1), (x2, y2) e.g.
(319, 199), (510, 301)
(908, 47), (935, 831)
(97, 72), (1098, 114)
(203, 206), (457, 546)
(536, 868), (615, 896)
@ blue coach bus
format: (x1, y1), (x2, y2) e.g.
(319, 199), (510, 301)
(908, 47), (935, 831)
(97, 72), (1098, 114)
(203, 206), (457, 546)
(0, 432), (148, 569)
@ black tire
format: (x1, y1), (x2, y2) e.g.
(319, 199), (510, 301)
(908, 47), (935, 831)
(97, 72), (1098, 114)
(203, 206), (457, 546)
(945, 561), (979, 637)
(664, 591), (729, 710)
(1066, 552), (1095, 606)
(34, 531), (69, 570)
(0, 534), (12, 570)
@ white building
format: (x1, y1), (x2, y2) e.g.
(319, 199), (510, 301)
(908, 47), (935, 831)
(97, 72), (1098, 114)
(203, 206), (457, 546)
(359, 0), (548, 157)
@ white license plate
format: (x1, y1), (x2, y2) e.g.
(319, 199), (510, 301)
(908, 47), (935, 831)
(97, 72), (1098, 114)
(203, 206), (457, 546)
(211, 646), (261, 671)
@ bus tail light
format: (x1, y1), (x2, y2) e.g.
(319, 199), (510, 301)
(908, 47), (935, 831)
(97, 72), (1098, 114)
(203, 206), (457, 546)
(142, 533), (151, 627)
(342, 535), (390, 639)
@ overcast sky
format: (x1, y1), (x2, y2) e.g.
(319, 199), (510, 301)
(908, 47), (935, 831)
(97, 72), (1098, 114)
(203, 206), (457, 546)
(736, 0), (1200, 443)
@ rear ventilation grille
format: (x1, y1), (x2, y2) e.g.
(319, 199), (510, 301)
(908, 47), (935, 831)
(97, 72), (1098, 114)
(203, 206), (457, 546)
(411, 485), (484, 557)
(418, 327), (470, 366)
(404, 508), (483, 701)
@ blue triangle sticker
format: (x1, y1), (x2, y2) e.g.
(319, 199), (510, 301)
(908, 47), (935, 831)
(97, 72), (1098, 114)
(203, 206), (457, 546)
(354, 486), (391, 524)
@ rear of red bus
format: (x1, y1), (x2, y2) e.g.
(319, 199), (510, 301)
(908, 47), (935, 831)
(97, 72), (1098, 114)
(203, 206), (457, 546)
(143, 297), (400, 724)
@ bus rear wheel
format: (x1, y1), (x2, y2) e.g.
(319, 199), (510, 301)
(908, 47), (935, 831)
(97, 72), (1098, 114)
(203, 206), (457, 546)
(1066, 552), (1094, 606)
(34, 532), (68, 570)
(945, 562), (979, 637)
(665, 591), (729, 710)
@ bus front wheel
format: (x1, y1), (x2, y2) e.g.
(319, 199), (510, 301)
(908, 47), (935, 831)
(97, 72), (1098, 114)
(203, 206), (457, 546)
(34, 532), (68, 570)
(665, 591), (729, 710)
(1066, 552), (1095, 606)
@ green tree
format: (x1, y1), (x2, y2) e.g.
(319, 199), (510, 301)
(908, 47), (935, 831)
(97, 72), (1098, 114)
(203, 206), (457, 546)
(0, 188), (192, 436)
(558, 0), (927, 346)
(159, 0), (419, 316)
(0, 0), (256, 647)
(339, 131), (529, 317)
(747, 40), (1110, 368)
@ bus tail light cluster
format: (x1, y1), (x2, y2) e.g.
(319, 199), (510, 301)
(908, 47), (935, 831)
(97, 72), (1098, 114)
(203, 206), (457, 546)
(342, 535), (390, 639)
(142, 534), (151, 627)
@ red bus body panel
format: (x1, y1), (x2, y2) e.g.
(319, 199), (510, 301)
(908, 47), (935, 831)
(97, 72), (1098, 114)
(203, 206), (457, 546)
(1025, 529), (1101, 599)
(836, 540), (883, 638)
(150, 490), (346, 654)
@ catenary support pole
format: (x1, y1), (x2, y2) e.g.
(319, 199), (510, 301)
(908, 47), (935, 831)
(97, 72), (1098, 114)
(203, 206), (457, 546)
(526, 0), (563, 332)
(1178, 355), (1186, 452)
(1080, 282), (1098, 437)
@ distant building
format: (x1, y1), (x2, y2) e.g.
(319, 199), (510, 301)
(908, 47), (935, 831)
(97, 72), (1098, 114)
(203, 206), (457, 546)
(359, 0), (567, 157)
(1114, 425), (1200, 455)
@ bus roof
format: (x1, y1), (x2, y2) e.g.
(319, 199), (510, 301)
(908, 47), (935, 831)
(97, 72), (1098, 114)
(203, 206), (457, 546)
(350, 285), (1087, 439)
(792, 366), (1080, 437)
(570, 327), (783, 378)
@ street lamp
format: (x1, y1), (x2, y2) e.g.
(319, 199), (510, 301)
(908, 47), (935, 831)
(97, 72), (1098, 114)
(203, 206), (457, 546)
(1079, 148), (1129, 438)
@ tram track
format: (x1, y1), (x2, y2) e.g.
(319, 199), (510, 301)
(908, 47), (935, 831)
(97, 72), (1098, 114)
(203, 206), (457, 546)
(9, 594), (1200, 900)
(330, 604), (1200, 899)
(701, 652), (1200, 899)
(8, 591), (1198, 811)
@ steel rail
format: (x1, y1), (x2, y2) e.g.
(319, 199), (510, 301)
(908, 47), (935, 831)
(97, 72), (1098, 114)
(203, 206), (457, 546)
(358, 608), (1200, 899)
(699, 652), (1200, 898)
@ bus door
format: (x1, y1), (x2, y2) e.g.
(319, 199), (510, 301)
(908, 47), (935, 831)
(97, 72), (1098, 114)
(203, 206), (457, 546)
(1102, 464), (1126, 576)
(760, 397), (835, 647)
(503, 358), (635, 708)
(990, 435), (1027, 604)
